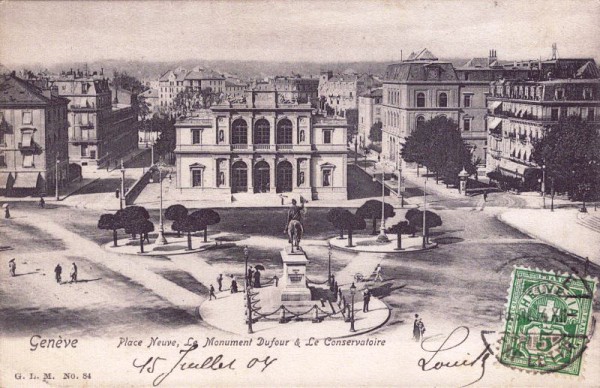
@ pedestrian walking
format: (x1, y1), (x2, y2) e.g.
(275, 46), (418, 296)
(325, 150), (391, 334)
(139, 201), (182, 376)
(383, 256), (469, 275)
(209, 284), (217, 300)
(374, 264), (383, 282)
(230, 276), (238, 294)
(70, 262), (78, 283)
(362, 288), (371, 312)
(39, 196), (45, 208)
(144, 232), (150, 244)
(8, 259), (16, 277)
(483, 191), (488, 202)
(217, 274), (223, 292)
(274, 275), (279, 287)
(4, 204), (10, 219)
(54, 264), (62, 284)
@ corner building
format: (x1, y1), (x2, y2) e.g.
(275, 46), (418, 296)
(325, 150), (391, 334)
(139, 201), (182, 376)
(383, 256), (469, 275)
(175, 91), (348, 202)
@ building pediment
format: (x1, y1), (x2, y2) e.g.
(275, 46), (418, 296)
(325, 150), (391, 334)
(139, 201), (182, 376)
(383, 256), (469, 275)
(189, 162), (206, 169)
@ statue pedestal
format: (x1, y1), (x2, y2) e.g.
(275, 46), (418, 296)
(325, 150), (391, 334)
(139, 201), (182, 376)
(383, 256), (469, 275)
(280, 248), (311, 302)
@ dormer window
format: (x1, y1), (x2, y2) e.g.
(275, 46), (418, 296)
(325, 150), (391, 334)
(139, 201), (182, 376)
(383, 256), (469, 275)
(555, 88), (564, 100)
(583, 88), (593, 100)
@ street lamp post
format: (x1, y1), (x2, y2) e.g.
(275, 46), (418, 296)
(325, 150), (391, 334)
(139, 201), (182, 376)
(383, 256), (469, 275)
(244, 245), (253, 334)
(374, 162), (389, 243)
(327, 242), (332, 286)
(244, 246), (249, 291)
(397, 166), (404, 208)
(120, 159), (125, 210)
(55, 158), (60, 201)
(422, 177), (428, 249)
(349, 282), (356, 332)
(541, 165), (547, 208)
(550, 177), (555, 212)
(154, 162), (171, 245)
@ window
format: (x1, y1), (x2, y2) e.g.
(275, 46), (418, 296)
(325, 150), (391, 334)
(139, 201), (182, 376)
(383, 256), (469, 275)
(323, 129), (332, 144)
(463, 118), (471, 131)
(0, 153), (5, 166)
(322, 169), (332, 186)
(589, 108), (595, 122)
(555, 88), (564, 100)
(191, 169), (203, 187)
(583, 88), (593, 100)
(231, 119), (248, 144)
(276, 119), (293, 144)
(416, 93), (425, 107)
(254, 119), (270, 144)
(22, 111), (32, 125)
(438, 93), (448, 107)
(192, 129), (201, 144)
(551, 108), (559, 121)
(560, 107), (567, 119)
(21, 130), (33, 147)
(464, 95), (472, 107)
(416, 116), (425, 129)
(23, 154), (34, 168)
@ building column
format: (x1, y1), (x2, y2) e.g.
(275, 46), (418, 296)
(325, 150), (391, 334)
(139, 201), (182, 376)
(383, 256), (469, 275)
(269, 158), (276, 193)
(247, 157), (253, 193)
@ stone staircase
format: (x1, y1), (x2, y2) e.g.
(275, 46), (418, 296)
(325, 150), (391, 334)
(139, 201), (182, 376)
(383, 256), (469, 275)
(577, 212), (600, 233)
(231, 192), (287, 206)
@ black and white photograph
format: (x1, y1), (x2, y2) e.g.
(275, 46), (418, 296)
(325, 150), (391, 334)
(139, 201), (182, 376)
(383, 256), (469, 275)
(0, 0), (599, 386)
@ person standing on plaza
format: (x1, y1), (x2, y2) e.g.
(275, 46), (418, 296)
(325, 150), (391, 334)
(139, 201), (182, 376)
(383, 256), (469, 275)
(363, 288), (371, 312)
(217, 274), (223, 292)
(413, 314), (424, 342)
(39, 196), (45, 208)
(209, 284), (217, 300)
(230, 276), (238, 294)
(8, 259), (16, 277)
(374, 263), (383, 282)
(483, 191), (488, 202)
(247, 266), (254, 288)
(4, 204), (10, 219)
(253, 268), (261, 288)
(54, 263), (62, 284)
(70, 262), (78, 283)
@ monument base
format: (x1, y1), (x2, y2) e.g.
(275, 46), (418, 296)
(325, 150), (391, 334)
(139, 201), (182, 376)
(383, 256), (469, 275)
(281, 288), (312, 302)
(280, 249), (312, 302)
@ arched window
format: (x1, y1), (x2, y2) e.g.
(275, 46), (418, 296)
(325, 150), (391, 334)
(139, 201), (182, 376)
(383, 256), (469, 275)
(416, 116), (425, 129)
(254, 119), (270, 144)
(231, 119), (247, 144)
(416, 93), (425, 108)
(276, 119), (293, 144)
(438, 93), (448, 107)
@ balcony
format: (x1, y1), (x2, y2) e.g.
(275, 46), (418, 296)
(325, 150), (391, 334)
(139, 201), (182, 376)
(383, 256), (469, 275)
(18, 142), (37, 152)
(231, 144), (249, 151)
(276, 144), (294, 151)
(253, 144), (275, 151)
(175, 144), (230, 153)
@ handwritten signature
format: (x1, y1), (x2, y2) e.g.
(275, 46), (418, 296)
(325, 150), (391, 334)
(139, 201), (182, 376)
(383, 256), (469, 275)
(132, 341), (277, 386)
(418, 326), (494, 387)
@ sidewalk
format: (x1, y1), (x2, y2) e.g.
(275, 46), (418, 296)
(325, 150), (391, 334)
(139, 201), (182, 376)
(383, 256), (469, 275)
(499, 208), (600, 266)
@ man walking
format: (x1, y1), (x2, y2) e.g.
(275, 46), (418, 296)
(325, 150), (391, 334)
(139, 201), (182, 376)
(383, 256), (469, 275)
(209, 284), (217, 301)
(247, 266), (254, 289)
(8, 259), (16, 277)
(374, 264), (383, 282)
(362, 288), (371, 313)
(217, 274), (223, 292)
(413, 314), (424, 342)
(230, 276), (238, 294)
(54, 263), (62, 284)
(483, 191), (488, 202)
(70, 262), (78, 283)
(39, 196), (45, 208)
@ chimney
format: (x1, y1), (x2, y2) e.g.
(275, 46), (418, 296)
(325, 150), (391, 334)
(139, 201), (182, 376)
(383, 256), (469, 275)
(489, 49), (497, 67)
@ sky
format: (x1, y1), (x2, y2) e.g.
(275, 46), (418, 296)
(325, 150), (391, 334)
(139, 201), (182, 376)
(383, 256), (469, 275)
(1, 0), (599, 66)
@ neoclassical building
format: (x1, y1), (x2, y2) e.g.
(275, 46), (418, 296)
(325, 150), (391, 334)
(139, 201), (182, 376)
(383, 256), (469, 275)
(175, 90), (348, 202)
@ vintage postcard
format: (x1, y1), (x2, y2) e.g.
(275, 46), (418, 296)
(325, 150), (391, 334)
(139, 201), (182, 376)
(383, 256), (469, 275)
(1, 0), (599, 386)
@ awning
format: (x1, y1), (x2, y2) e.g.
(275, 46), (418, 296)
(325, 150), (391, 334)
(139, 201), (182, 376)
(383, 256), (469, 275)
(13, 172), (40, 189)
(0, 172), (14, 189)
(489, 118), (502, 130)
(490, 101), (502, 110)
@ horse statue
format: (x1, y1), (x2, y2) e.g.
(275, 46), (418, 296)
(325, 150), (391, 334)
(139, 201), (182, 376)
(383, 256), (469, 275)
(287, 219), (303, 253)
(284, 197), (307, 253)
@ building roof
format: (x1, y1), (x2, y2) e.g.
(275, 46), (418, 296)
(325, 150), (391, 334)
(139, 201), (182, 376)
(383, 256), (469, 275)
(406, 48), (438, 61)
(0, 74), (68, 106)
(461, 57), (499, 68)
(140, 88), (158, 98)
(184, 69), (225, 80)
(384, 62), (458, 82)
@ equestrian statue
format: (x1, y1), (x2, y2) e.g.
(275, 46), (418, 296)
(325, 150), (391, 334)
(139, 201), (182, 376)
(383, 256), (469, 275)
(284, 197), (307, 253)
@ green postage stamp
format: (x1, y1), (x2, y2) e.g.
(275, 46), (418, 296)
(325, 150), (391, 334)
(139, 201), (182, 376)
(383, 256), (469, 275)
(499, 267), (597, 375)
